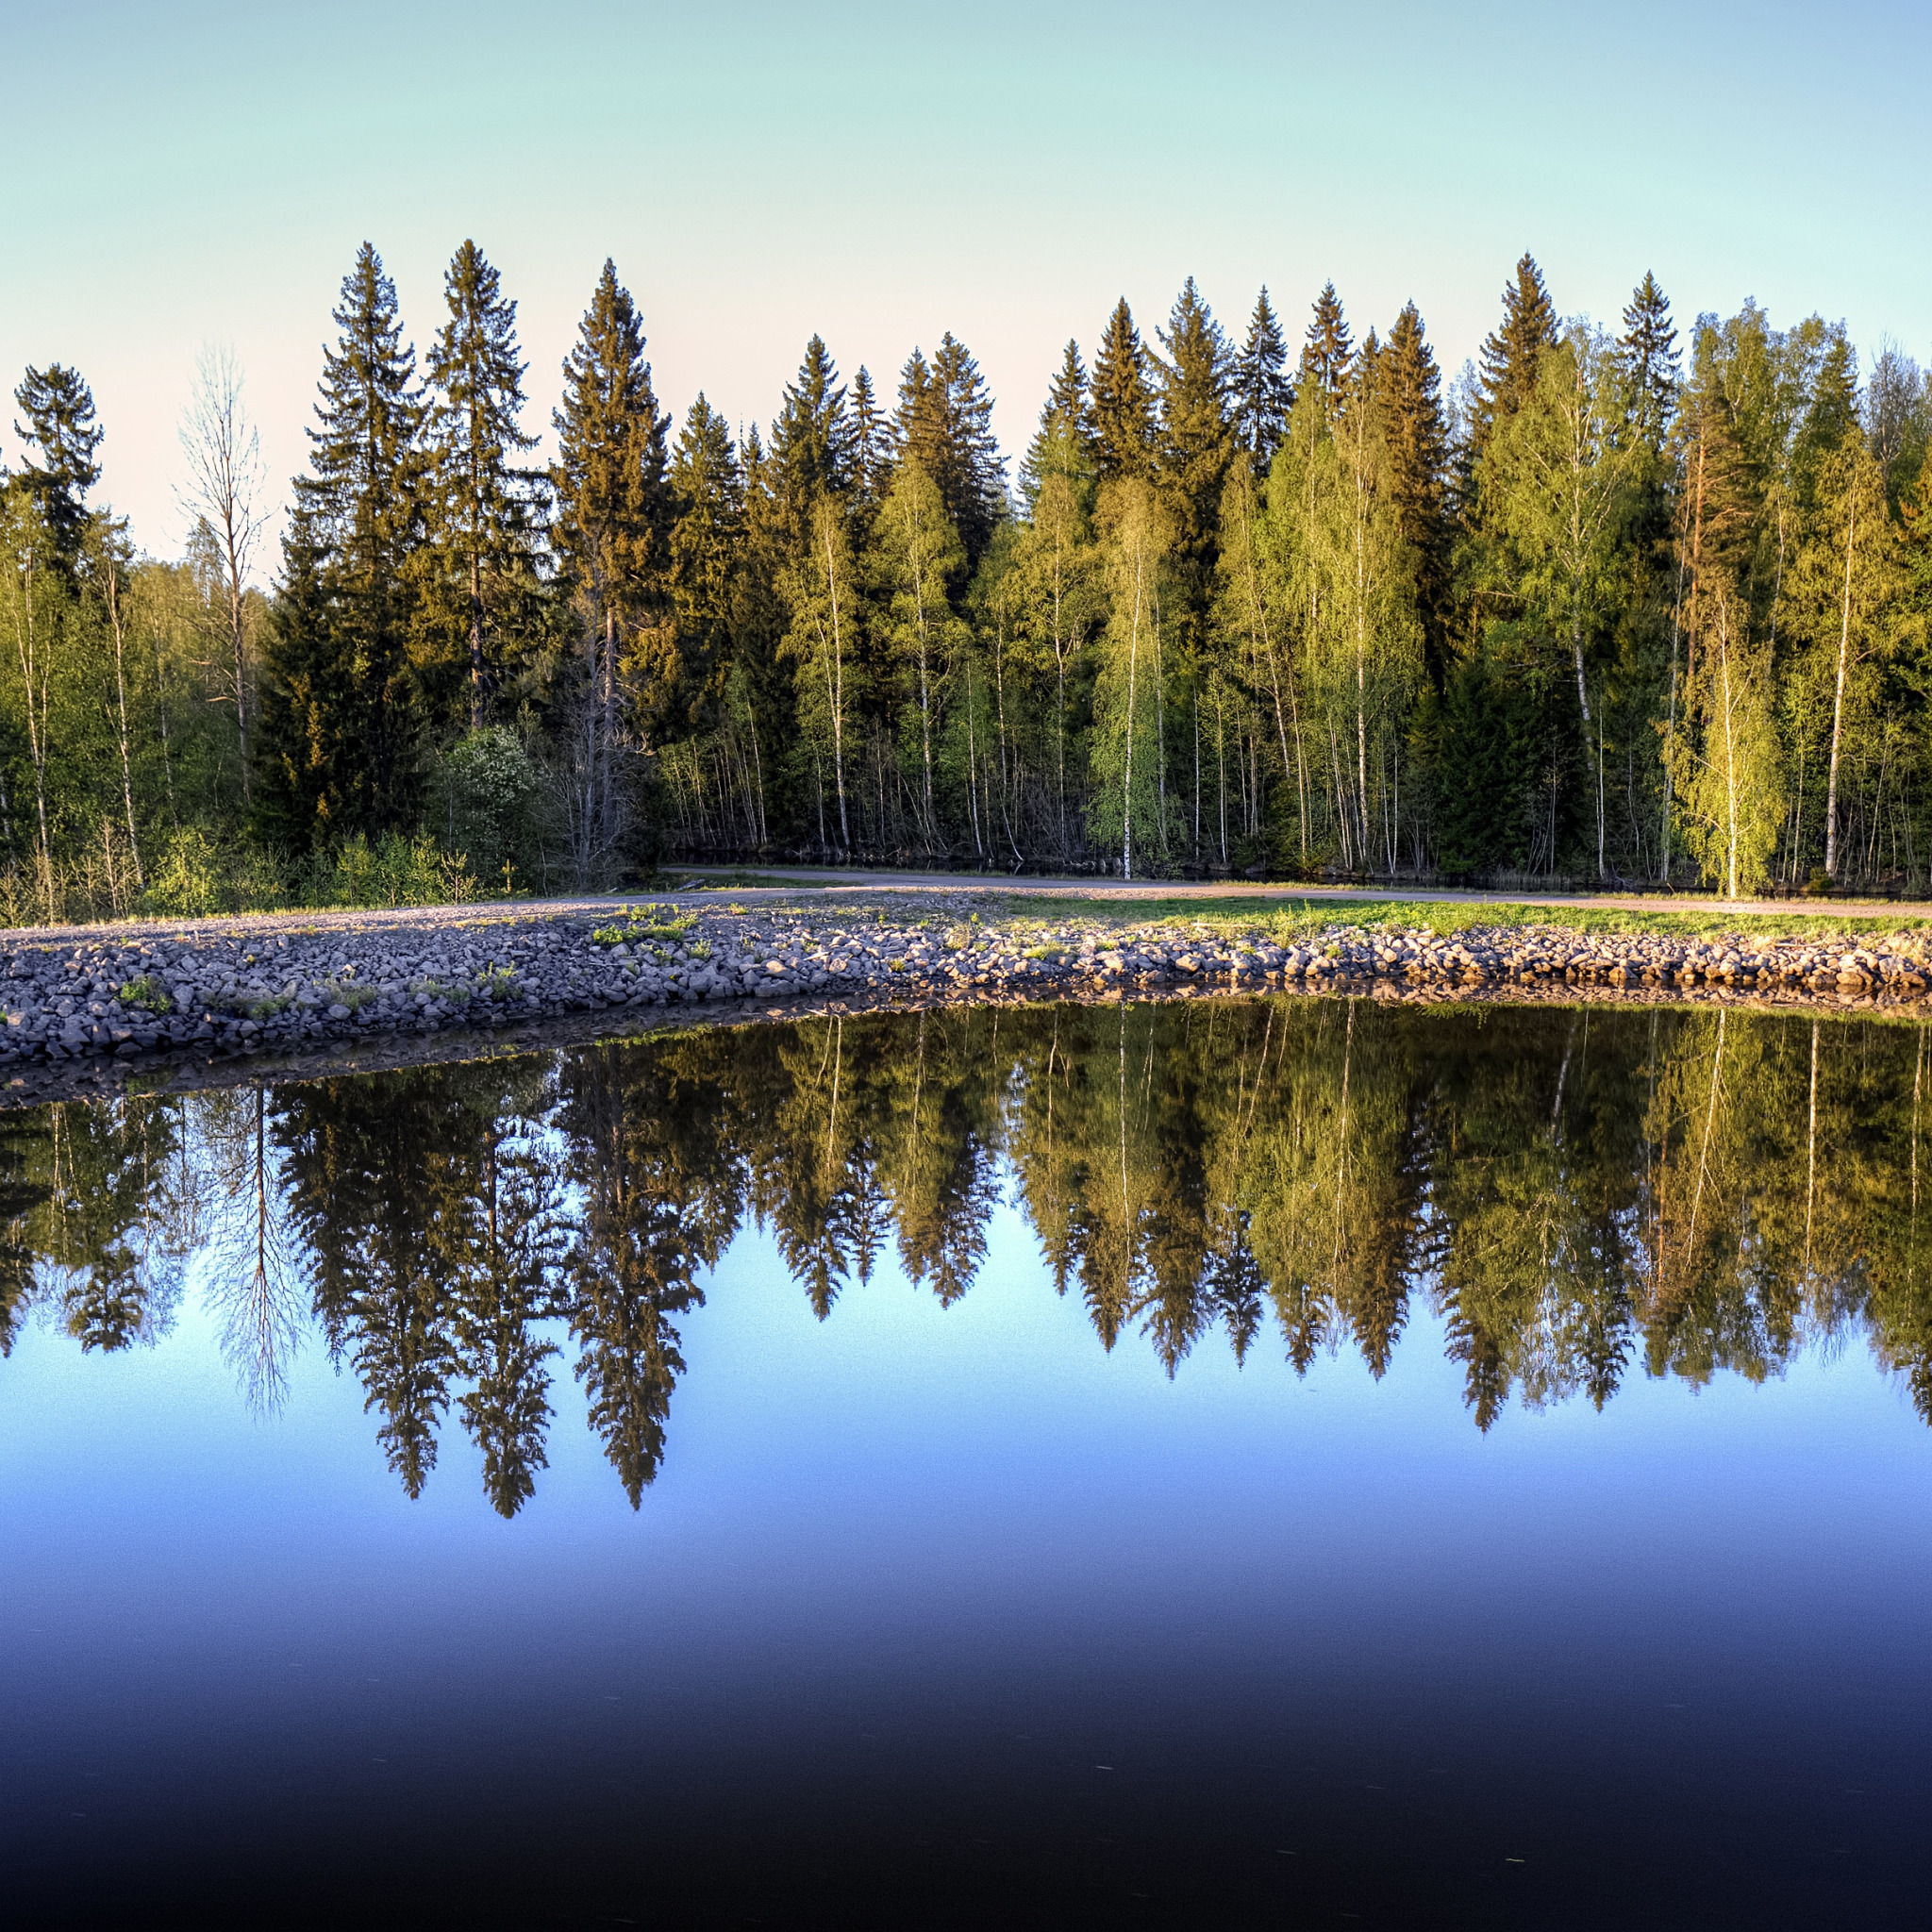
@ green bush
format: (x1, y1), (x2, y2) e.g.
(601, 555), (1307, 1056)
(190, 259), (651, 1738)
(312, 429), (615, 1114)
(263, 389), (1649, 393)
(144, 829), (224, 917)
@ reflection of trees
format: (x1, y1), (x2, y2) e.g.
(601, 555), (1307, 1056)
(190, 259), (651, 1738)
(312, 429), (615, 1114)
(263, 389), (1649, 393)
(16, 995), (1932, 1505)
(35, 1096), (189, 1353)
(195, 1088), (304, 1414)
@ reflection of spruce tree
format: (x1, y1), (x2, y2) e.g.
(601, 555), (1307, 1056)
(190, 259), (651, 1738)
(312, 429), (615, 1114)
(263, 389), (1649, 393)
(452, 1102), (568, 1517)
(275, 1069), (474, 1496)
(764, 1017), (873, 1315)
(1139, 1004), (1222, 1374)
(1204, 1204), (1264, 1365)
(1006, 1009), (1094, 1298)
(1242, 1000), (1423, 1379)
(882, 1012), (1003, 1308)
(1432, 1009), (1645, 1421)
(558, 1043), (728, 1507)
(1637, 1009), (1803, 1388)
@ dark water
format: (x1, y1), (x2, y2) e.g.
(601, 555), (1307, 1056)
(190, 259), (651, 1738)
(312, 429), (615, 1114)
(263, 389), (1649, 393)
(4, 996), (1930, 1928)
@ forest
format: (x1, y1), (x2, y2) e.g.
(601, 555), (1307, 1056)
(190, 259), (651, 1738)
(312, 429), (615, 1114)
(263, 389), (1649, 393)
(5, 999), (1932, 1514)
(4, 242), (1931, 919)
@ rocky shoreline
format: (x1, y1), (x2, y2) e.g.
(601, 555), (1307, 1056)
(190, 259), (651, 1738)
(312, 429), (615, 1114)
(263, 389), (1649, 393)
(1, 902), (1927, 1093)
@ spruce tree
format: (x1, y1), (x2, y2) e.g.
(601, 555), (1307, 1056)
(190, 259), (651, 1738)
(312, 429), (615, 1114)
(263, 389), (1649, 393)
(668, 395), (744, 739)
(930, 332), (1007, 565)
(258, 242), (425, 842)
(772, 335), (851, 532)
(1470, 252), (1557, 463)
(423, 240), (540, 728)
(1381, 302), (1453, 687)
(1091, 298), (1158, 481)
(1230, 288), (1293, 463)
(849, 365), (890, 511)
(1155, 276), (1233, 647)
(10, 363), (102, 566)
(1299, 282), (1353, 403)
(1792, 331), (1859, 502)
(1021, 340), (1094, 497)
(1618, 272), (1679, 457)
(551, 258), (673, 858)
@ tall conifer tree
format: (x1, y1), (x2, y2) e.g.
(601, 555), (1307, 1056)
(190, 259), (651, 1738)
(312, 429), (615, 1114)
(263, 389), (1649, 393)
(772, 336), (851, 533)
(1091, 299), (1158, 481)
(667, 395), (743, 740)
(1619, 272), (1679, 457)
(551, 259), (673, 858)
(1022, 341), (1095, 496)
(257, 242), (425, 843)
(1300, 282), (1353, 403)
(9, 363), (101, 566)
(1155, 276), (1233, 647)
(849, 365), (890, 512)
(424, 240), (540, 727)
(1382, 302), (1453, 687)
(1470, 252), (1557, 466)
(1231, 288), (1293, 463)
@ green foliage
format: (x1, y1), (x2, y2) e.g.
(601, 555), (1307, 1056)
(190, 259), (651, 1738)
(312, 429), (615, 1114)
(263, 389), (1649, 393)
(13, 255), (1932, 930)
(117, 974), (172, 1014)
(591, 905), (697, 946)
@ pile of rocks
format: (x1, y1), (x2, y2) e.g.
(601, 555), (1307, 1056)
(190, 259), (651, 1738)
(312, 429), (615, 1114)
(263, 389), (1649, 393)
(2, 904), (1925, 1074)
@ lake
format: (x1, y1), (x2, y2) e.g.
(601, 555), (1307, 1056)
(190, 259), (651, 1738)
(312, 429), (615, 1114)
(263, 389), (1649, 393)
(4, 995), (1929, 1926)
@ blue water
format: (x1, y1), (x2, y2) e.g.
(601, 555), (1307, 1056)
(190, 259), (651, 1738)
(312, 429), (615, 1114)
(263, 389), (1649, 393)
(3, 1004), (1929, 1926)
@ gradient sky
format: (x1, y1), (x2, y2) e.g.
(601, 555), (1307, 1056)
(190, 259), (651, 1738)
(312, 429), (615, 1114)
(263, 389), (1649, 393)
(5, 0), (1928, 566)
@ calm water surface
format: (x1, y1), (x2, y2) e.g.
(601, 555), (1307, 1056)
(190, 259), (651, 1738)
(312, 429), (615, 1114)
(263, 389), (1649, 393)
(3, 997), (1930, 1927)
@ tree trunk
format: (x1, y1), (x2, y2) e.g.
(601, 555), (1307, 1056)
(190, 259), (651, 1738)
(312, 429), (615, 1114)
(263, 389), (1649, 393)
(1824, 493), (1857, 880)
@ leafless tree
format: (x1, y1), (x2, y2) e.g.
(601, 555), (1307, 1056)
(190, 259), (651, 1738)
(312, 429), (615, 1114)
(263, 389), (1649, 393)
(177, 344), (268, 799)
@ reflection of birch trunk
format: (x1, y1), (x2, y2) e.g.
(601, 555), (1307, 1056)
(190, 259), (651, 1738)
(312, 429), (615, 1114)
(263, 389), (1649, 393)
(1687, 1008), (1727, 1259)
(203, 1086), (302, 1415)
(1805, 1019), (1819, 1273)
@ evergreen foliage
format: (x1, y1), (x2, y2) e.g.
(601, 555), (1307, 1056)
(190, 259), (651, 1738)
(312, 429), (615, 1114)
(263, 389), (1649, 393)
(1231, 287), (1293, 463)
(1091, 299), (1158, 481)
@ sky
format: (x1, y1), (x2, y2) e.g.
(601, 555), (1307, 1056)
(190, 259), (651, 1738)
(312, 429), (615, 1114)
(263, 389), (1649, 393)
(4, 0), (1928, 568)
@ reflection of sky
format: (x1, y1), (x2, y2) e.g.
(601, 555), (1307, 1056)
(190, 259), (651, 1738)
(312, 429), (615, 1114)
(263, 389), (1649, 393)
(5, 1192), (1931, 1924)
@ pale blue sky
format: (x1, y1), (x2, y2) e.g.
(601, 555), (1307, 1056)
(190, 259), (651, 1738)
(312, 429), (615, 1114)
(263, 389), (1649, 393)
(4, 0), (1926, 562)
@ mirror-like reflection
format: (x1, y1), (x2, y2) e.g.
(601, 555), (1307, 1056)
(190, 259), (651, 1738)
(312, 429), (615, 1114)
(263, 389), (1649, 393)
(7, 995), (1932, 1512)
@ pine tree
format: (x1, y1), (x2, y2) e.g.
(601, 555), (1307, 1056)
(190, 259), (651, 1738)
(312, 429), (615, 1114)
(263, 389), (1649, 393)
(1230, 287), (1293, 464)
(551, 258), (673, 866)
(10, 363), (103, 566)
(258, 242), (425, 843)
(1299, 282), (1353, 404)
(1619, 271), (1679, 457)
(1470, 252), (1557, 465)
(1381, 302), (1453, 687)
(1091, 298), (1158, 481)
(423, 240), (540, 729)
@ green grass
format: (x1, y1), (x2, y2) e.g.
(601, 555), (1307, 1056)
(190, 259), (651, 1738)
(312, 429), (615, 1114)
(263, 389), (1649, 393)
(664, 869), (831, 892)
(117, 973), (172, 1014)
(975, 892), (1932, 947)
(591, 904), (700, 946)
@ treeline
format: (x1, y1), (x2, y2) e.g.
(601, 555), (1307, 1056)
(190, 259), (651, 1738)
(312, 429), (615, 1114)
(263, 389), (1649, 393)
(6, 243), (1932, 910)
(7, 1000), (1932, 1513)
